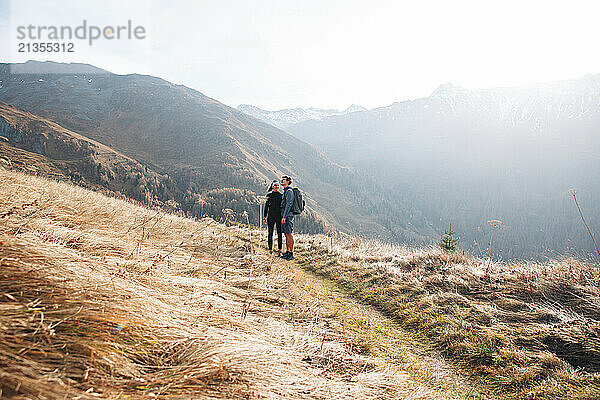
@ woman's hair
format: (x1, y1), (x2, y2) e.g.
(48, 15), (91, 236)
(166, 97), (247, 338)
(267, 180), (280, 193)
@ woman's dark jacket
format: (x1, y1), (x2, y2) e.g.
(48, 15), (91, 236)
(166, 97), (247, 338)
(264, 191), (283, 220)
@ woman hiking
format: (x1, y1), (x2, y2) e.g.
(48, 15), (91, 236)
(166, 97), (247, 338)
(264, 180), (283, 255)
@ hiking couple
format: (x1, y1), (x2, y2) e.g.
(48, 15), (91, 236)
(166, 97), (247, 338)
(263, 175), (303, 260)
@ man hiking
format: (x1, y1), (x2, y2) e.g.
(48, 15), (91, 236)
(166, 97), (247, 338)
(280, 175), (295, 260)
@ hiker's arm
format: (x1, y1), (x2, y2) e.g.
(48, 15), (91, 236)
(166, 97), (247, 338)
(282, 190), (293, 218)
(264, 197), (269, 218)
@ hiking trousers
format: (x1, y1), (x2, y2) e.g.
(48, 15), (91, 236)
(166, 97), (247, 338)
(267, 217), (282, 251)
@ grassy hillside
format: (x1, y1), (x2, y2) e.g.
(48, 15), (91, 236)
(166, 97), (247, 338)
(0, 168), (482, 400)
(295, 240), (600, 399)
(2, 167), (598, 399)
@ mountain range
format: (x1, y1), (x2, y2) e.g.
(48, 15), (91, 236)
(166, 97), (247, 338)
(3, 60), (600, 260)
(0, 61), (427, 243)
(278, 76), (600, 260)
(237, 103), (366, 129)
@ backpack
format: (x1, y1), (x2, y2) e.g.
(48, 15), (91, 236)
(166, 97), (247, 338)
(291, 187), (305, 215)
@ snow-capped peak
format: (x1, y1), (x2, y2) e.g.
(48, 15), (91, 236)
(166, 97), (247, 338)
(237, 104), (367, 129)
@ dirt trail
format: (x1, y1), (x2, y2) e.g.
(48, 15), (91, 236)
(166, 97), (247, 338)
(259, 245), (489, 400)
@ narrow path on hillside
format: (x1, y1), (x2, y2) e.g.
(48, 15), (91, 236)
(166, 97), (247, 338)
(245, 237), (494, 400)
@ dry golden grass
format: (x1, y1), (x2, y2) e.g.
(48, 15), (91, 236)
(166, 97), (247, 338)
(294, 235), (600, 399)
(0, 168), (480, 400)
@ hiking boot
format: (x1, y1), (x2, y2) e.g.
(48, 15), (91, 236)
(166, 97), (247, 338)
(281, 253), (294, 260)
(280, 251), (290, 258)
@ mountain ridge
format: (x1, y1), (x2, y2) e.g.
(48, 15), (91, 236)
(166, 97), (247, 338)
(237, 103), (367, 129)
(0, 61), (428, 244)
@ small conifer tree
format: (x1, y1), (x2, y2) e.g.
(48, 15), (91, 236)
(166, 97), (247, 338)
(439, 224), (459, 251)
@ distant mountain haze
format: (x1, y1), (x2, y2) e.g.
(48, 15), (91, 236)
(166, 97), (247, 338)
(0, 61), (426, 244)
(285, 76), (600, 260)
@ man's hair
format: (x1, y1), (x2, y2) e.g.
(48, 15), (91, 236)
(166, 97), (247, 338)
(281, 175), (292, 183)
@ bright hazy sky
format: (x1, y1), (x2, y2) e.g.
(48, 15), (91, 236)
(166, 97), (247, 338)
(2, 0), (600, 109)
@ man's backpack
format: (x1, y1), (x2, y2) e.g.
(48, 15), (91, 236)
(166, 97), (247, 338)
(291, 187), (305, 215)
